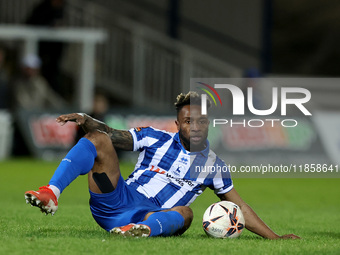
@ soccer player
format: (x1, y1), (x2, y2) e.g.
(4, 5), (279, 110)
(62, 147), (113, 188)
(25, 91), (300, 239)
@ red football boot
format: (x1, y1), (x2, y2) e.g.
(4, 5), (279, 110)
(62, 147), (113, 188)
(25, 185), (58, 215)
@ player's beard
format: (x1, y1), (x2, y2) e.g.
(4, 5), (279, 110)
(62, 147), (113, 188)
(179, 130), (207, 152)
(179, 129), (190, 151)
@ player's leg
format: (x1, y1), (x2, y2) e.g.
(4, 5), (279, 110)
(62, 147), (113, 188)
(166, 206), (194, 235)
(85, 131), (120, 194)
(111, 206), (193, 237)
(25, 130), (120, 214)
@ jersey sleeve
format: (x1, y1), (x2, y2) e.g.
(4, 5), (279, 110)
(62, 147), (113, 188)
(128, 126), (165, 151)
(212, 157), (234, 195)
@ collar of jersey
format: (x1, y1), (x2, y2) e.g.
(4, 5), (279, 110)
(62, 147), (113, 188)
(174, 132), (210, 158)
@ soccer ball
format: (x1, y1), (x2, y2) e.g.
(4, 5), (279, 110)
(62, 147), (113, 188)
(202, 201), (245, 238)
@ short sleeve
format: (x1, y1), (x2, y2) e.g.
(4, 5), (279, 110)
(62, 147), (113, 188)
(129, 126), (167, 151)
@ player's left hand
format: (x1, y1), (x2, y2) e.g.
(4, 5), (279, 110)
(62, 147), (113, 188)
(278, 234), (301, 239)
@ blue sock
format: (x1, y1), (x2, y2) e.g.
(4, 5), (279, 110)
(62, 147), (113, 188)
(49, 138), (97, 193)
(138, 211), (185, 237)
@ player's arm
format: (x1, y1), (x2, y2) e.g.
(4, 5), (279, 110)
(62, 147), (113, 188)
(218, 189), (300, 239)
(56, 113), (133, 151)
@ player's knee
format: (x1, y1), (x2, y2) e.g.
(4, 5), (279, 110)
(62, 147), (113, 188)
(84, 131), (112, 151)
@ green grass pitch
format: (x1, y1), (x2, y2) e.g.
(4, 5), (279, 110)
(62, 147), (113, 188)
(0, 158), (339, 255)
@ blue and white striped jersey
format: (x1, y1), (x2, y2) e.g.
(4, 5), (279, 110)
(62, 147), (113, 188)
(126, 126), (233, 208)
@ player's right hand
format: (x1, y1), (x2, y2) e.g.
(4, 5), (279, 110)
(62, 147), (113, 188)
(278, 234), (301, 239)
(56, 113), (87, 126)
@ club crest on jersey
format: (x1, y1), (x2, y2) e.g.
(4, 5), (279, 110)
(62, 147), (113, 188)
(173, 166), (181, 176)
(171, 164), (185, 177)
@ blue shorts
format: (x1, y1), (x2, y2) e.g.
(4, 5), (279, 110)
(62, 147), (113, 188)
(89, 175), (164, 232)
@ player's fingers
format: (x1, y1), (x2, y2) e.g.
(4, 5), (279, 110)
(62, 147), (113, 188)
(291, 235), (301, 239)
(56, 116), (67, 125)
(57, 113), (86, 126)
(56, 113), (79, 125)
(280, 234), (301, 239)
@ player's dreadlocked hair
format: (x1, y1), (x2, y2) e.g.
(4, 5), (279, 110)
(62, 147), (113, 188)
(174, 91), (211, 116)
